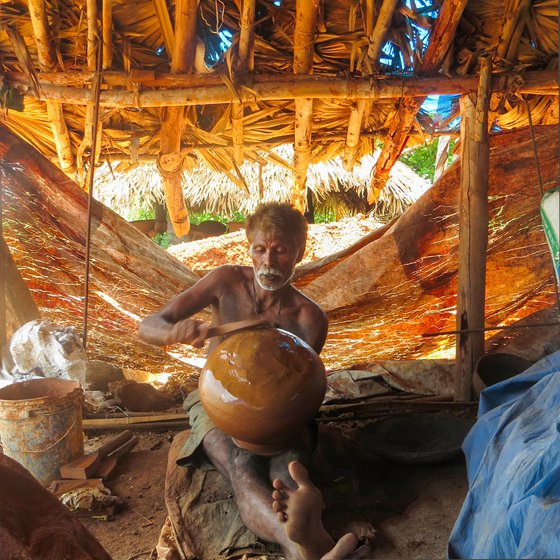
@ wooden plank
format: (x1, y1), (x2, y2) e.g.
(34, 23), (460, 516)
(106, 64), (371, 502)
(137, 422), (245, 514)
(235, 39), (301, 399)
(454, 58), (492, 401)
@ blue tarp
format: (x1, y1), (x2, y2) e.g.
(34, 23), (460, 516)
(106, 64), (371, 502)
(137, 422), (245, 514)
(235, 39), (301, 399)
(448, 350), (560, 559)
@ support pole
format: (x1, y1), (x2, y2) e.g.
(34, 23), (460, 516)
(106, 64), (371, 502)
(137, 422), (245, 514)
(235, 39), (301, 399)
(454, 58), (492, 401)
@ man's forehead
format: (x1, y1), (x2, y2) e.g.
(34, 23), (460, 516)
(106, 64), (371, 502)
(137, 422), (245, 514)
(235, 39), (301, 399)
(249, 229), (292, 245)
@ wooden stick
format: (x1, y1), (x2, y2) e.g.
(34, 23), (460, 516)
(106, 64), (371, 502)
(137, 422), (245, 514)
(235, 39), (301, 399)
(422, 321), (560, 337)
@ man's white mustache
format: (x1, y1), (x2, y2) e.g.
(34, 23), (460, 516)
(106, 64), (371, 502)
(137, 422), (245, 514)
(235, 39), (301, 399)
(258, 267), (283, 278)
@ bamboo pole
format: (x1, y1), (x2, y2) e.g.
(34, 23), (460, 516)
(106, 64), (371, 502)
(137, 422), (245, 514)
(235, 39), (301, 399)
(102, 0), (113, 70)
(343, 0), (398, 171)
(232, 0), (256, 165)
(159, 0), (197, 237)
(17, 70), (557, 107)
(26, 0), (75, 174)
(292, 0), (320, 211)
(8, 68), (558, 92)
(77, 0), (102, 181)
(454, 58), (492, 402)
(368, 0), (469, 202)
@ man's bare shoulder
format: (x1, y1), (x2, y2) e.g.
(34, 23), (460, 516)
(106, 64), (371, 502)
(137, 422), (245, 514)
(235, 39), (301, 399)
(208, 264), (252, 282)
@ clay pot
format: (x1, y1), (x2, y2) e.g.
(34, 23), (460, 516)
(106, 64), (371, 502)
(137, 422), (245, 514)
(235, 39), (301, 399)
(472, 352), (534, 397)
(199, 327), (326, 456)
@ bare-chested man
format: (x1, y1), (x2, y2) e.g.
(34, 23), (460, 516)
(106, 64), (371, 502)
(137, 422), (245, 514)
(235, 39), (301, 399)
(138, 202), (342, 559)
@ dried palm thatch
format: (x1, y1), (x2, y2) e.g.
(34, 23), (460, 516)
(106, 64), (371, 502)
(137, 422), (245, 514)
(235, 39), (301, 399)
(0, 0), (556, 221)
(94, 144), (429, 219)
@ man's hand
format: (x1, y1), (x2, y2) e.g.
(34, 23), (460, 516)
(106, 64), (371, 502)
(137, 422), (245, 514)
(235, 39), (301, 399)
(170, 319), (209, 348)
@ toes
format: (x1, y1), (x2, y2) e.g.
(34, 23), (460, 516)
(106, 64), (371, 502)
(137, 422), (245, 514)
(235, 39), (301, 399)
(272, 478), (285, 491)
(276, 511), (287, 523)
(272, 489), (285, 501)
(272, 500), (286, 513)
(288, 461), (311, 488)
(321, 533), (359, 560)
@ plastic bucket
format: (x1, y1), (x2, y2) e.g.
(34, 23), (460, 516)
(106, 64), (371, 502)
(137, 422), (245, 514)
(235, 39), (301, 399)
(0, 378), (84, 485)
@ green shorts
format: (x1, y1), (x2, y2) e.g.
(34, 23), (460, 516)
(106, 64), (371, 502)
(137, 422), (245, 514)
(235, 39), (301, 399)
(177, 389), (319, 471)
(176, 389), (216, 470)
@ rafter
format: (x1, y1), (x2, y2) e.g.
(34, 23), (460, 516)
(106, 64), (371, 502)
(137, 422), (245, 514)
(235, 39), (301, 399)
(343, 0), (398, 171)
(368, 0), (469, 203)
(19, 70), (556, 108)
(231, 0), (256, 165)
(159, 0), (197, 237)
(292, 0), (321, 210)
(27, 0), (74, 174)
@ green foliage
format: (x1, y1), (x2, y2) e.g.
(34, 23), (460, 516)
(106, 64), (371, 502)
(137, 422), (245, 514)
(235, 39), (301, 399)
(123, 204), (155, 221)
(189, 211), (246, 225)
(152, 232), (172, 249)
(313, 209), (336, 223)
(399, 139), (438, 181)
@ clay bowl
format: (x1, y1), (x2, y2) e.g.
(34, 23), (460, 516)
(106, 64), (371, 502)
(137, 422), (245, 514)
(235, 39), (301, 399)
(472, 353), (534, 397)
(199, 327), (326, 456)
(354, 413), (474, 464)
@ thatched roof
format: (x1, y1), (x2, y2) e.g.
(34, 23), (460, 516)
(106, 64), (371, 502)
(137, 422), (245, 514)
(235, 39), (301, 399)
(0, 0), (557, 228)
(94, 144), (429, 218)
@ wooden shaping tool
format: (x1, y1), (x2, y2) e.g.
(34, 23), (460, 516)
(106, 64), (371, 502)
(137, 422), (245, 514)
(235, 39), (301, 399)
(95, 434), (139, 480)
(59, 430), (134, 480)
(205, 319), (272, 339)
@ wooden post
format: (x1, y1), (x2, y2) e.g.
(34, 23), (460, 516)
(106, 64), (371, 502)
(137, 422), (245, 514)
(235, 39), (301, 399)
(454, 58), (492, 401)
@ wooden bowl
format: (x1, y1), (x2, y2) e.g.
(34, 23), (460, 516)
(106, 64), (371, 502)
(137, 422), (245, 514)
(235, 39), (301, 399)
(199, 327), (326, 456)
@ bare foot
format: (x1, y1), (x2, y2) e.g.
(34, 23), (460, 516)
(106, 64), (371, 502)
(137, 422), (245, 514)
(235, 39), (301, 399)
(322, 533), (372, 559)
(272, 461), (335, 560)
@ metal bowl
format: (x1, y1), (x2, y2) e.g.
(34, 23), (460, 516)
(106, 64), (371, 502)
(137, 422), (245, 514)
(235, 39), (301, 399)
(354, 413), (473, 464)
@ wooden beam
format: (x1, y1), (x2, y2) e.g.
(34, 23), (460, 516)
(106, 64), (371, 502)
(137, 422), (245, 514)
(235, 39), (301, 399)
(454, 58), (492, 402)
(231, 0), (256, 165)
(343, 0), (398, 170)
(27, 0), (75, 174)
(19, 70), (558, 107)
(368, 0), (469, 202)
(159, 0), (197, 238)
(102, 0), (113, 70)
(292, 0), (320, 210)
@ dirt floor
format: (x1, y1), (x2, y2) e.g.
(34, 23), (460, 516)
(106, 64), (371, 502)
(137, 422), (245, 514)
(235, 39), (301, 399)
(78, 425), (468, 560)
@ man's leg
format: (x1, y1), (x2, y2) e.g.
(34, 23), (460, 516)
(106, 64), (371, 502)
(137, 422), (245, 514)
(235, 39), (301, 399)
(202, 428), (303, 559)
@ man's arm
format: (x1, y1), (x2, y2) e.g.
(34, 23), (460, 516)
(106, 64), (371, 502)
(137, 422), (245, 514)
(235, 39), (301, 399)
(298, 302), (328, 355)
(138, 266), (232, 348)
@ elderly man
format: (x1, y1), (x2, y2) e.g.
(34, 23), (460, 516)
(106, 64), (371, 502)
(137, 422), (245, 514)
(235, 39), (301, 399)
(139, 202), (335, 559)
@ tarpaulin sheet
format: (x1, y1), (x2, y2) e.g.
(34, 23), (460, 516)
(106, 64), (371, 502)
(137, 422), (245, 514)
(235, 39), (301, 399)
(448, 350), (560, 559)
